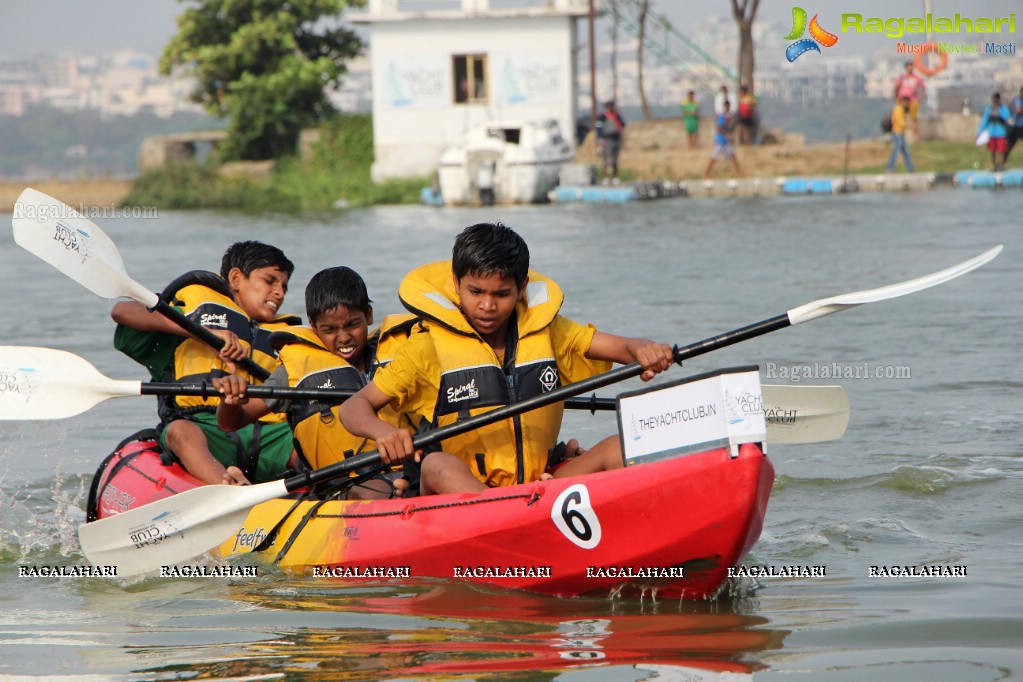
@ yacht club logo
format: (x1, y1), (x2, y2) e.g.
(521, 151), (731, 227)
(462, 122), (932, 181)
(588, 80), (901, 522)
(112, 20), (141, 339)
(785, 7), (839, 62)
(52, 221), (92, 258)
(0, 369), (24, 395)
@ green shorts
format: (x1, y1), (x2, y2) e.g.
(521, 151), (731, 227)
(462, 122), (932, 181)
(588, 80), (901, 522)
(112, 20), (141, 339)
(160, 412), (295, 483)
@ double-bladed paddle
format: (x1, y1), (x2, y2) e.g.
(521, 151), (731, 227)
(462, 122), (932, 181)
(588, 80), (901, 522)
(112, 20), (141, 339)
(11, 188), (272, 381)
(74, 244), (1001, 576)
(0, 345), (849, 444)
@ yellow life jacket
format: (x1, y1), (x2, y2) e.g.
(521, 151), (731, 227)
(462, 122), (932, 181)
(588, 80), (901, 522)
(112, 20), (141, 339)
(398, 261), (603, 487)
(272, 314), (421, 471)
(159, 271), (300, 420)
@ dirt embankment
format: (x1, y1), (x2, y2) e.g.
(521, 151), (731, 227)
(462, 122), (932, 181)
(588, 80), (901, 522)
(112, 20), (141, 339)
(1, 179), (135, 213)
(577, 118), (894, 180)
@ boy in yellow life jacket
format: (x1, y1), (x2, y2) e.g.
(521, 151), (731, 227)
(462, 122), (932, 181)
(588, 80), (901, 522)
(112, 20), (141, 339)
(111, 241), (300, 486)
(214, 266), (420, 500)
(338, 222), (676, 496)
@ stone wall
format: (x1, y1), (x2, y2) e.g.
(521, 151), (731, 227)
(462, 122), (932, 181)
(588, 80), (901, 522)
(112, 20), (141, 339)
(921, 113), (982, 143)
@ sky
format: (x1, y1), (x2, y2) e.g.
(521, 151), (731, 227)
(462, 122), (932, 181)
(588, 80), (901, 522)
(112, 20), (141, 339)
(0, 0), (1019, 59)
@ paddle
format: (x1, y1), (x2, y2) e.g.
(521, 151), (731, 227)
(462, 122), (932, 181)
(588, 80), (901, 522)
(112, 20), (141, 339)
(75, 244), (1000, 575)
(11, 187), (271, 381)
(0, 346), (848, 444)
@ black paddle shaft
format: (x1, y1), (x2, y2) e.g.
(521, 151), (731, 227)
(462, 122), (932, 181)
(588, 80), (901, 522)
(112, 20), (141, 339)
(281, 312), (793, 492)
(139, 382), (616, 412)
(151, 299), (271, 381)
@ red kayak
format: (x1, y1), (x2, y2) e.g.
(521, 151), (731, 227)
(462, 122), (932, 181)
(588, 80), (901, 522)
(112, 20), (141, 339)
(87, 429), (774, 600)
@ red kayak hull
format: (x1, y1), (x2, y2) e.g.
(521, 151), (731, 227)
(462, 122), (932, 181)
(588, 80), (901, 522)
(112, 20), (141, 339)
(88, 433), (774, 600)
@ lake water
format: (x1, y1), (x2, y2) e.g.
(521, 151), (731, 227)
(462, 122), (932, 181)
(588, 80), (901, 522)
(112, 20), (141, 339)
(0, 188), (1020, 681)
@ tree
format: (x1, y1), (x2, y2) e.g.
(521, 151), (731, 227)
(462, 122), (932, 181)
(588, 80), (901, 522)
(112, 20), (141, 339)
(731, 0), (760, 93)
(608, 0), (620, 102)
(160, 0), (363, 161)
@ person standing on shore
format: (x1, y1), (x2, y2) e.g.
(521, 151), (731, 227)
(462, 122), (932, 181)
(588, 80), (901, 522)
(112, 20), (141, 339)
(1005, 86), (1023, 164)
(893, 61), (925, 138)
(885, 96), (915, 173)
(978, 92), (1012, 172)
(681, 91), (700, 149)
(714, 85), (729, 116)
(595, 100), (626, 186)
(704, 99), (743, 178)
(737, 86), (758, 145)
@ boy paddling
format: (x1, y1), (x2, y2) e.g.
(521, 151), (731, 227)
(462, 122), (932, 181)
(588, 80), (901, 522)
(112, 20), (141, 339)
(339, 222), (675, 495)
(112, 241), (300, 486)
(214, 266), (419, 499)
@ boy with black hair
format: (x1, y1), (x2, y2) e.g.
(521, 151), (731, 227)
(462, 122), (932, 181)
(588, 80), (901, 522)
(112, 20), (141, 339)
(214, 266), (419, 499)
(339, 222), (675, 495)
(112, 240), (300, 486)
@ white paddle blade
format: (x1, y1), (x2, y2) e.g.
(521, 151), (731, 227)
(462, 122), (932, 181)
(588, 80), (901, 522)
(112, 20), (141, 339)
(787, 245), (1003, 325)
(78, 479), (289, 576)
(12, 188), (159, 307)
(0, 346), (142, 420)
(762, 384), (849, 444)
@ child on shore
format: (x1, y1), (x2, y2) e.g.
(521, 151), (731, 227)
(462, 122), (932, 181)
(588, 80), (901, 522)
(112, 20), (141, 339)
(704, 99), (744, 178)
(112, 241), (300, 486)
(681, 90), (700, 149)
(338, 222), (675, 495)
(214, 266), (419, 499)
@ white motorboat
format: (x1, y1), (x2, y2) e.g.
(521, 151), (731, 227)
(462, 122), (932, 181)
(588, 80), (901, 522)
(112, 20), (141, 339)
(435, 119), (574, 205)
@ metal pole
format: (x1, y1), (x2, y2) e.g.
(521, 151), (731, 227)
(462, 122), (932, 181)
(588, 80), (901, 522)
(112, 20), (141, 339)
(588, 0), (597, 138)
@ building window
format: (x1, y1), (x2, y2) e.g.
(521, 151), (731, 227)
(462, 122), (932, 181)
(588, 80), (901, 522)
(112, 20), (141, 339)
(453, 54), (487, 104)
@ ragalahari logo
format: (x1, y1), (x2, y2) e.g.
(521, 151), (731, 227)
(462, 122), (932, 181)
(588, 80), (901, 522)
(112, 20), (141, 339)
(784, 7), (839, 62)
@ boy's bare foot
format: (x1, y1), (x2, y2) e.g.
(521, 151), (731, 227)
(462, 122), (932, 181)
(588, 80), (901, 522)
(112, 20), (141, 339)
(222, 466), (251, 486)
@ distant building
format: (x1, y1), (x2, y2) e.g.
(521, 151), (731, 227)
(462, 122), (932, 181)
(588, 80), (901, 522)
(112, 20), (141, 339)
(758, 57), (869, 106)
(0, 50), (201, 119)
(349, 0), (596, 182)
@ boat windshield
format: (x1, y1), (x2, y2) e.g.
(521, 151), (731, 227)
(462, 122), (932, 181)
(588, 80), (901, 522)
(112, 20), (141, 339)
(488, 128), (521, 144)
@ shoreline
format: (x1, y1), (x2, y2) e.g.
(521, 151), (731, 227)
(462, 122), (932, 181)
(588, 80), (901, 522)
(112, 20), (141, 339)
(0, 124), (999, 213)
(2, 168), (996, 214)
(1, 178), (135, 213)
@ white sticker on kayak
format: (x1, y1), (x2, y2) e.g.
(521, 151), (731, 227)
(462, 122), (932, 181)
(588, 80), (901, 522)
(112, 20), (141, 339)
(551, 484), (602, 549)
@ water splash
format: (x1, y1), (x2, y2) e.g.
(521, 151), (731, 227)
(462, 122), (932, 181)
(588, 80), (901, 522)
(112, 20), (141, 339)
(0, 464), (88, 565)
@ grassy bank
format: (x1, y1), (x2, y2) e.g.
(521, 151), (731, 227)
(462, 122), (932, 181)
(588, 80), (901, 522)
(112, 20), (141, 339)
(743, 140), (993, 179)
(858, 140), (995, 175)
(121, 115), (427, 211)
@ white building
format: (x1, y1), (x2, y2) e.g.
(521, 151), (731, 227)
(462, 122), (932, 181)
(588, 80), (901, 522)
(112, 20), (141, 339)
(349, 0), (596, 182)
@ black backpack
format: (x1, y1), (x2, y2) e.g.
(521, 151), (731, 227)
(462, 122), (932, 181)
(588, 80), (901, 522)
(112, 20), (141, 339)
(880, 114), (893, 133)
